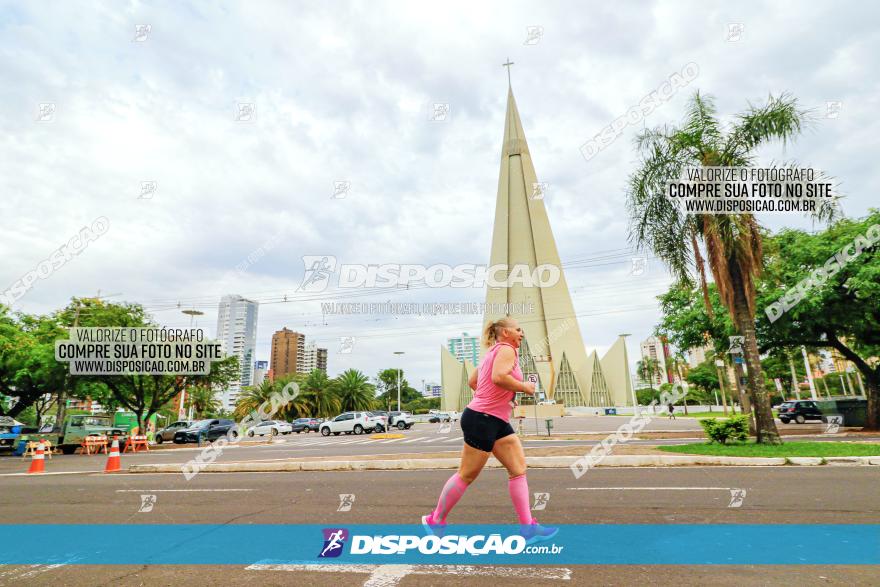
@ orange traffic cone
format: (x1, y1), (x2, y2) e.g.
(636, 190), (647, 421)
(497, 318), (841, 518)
(104, 435), (121, 473)
(27, 443), (46, 474)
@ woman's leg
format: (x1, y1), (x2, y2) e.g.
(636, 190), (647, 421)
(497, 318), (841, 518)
(491, 434), (532, 524)
(427, 442), (490, 524)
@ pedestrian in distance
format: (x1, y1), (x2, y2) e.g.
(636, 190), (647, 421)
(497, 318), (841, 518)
(667, 403), (676, 419)
(421, 317), (558, 545)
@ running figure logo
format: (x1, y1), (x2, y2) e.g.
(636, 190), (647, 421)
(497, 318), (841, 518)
(337, 494), (356, 512)
(532, 492), (550, 511)
(138, 494), (156, 513)
(728, 489), (747, 508)
(299, 256), (337, 292)
(318, 528), (349, 558)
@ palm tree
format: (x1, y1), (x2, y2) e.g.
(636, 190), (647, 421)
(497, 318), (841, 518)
(233, 379), (282, 421)
(627, 91), (828, 443)
(332, 369), (376, 412)
(185, 384), (220, 418)
(636, 357), (663, 393)
(292, 370), (340, 419)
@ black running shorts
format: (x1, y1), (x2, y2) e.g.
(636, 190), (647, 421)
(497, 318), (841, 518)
(460, 407), (515, 452)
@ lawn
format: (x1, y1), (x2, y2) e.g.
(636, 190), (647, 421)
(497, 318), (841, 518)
(658, 441), (880, 457)
(667, 411), (739, 418)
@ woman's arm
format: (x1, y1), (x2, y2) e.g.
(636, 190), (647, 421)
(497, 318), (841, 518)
(468, 367), (478, 391)
(491, 346), (534, 394)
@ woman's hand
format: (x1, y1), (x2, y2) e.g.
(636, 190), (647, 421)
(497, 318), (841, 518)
(520, 381), (535, 395)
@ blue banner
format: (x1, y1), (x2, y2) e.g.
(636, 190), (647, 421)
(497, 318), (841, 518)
(1, 524), (877, 565)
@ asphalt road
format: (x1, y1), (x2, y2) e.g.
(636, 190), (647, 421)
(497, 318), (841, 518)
(1, 466), (878, 586)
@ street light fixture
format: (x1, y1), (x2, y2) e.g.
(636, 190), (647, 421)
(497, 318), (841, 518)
(393, 351), (405, 411)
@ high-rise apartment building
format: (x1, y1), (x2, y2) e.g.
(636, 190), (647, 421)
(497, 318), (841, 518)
(639, 335), (671, 387)
(447, 332), (480, 366)
(216, 294), (259, 410)
(271, 328), (305, 379)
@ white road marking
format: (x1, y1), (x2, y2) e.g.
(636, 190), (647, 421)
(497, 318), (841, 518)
(568, 486), (735, 490)
(0, 563), (67, 583)
(246, 563), (571, 586)
(0, 470), (103, 477)
(115, 488), (254, 492)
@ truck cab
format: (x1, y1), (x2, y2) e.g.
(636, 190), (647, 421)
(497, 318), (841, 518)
(59, 415), (128, 454)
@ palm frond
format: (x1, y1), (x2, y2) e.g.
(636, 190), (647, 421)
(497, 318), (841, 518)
(722, 93), (810, 161)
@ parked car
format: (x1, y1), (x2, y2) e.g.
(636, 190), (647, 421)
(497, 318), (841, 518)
(246, 420), (293, 437)
(154, 420), (193, 444)
(777, 400), (824, 424)
(173, 419), (238, 443)
(320, 412), (377, 436)
(367, 412), (388, 433)
(291, 418), (321, 433)
(429, 412), (455, 423)
(388, 411), (414, 430)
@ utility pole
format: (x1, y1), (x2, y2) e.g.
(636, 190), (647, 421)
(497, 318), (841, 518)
(393, 351), (405, 411)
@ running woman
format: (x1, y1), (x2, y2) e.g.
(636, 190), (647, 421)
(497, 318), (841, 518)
(422, 317), (558, 544)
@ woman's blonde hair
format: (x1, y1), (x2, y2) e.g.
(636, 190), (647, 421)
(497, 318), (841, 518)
(483, 317), (517, 347)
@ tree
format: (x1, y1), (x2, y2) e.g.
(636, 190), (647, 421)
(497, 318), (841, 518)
(234, 379), (283, 421)
(184, 384), (221, 419)
(635, 358), (662, 392)
(332, 369), (376, 412)
(375, 368), (421, 409)
(627, 91), (823, 444)
(0, 310), (68, 419)
(756, 211), (880, 429)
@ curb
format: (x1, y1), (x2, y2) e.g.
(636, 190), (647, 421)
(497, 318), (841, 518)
(128, 454), (880, 473)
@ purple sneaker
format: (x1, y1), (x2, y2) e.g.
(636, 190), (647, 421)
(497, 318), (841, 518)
(422, 514), (446, 537)
(520, 518), (558, 545)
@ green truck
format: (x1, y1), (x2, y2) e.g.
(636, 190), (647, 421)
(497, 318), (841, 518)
(55, 415), (129, 454)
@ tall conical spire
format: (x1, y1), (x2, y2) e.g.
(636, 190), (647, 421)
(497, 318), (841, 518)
(481, 86), (597, 406)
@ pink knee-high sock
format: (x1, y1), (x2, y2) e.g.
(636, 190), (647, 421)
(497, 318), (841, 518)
(508, 474), (534, 524)
(430, 473), (469, 524)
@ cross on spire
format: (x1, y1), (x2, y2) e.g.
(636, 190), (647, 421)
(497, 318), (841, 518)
(502, 58), (514, 86)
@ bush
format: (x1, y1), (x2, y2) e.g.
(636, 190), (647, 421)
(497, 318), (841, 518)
(699, 415), (749, 444)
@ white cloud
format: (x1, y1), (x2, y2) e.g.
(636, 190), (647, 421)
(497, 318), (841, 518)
(1, 0), (877, 384)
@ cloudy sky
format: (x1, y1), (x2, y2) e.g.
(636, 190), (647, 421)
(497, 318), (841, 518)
(1, 0), (877, 387)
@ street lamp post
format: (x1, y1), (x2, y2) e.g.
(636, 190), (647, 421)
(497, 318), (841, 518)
(618, 334), (638, 416)
(180, 309), (205, 419)
(393, 351), (405, 411)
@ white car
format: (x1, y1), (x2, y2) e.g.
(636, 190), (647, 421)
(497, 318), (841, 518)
(388, 411), (414, 430)
(246, 420), (293, 437)
(320, 412), (377, 436)
(367, 412), (389, 433)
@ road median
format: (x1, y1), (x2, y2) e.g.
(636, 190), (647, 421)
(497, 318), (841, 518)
(127, 453), (880, 473)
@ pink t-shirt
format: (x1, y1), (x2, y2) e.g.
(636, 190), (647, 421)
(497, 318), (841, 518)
(467, 342), (523, 422)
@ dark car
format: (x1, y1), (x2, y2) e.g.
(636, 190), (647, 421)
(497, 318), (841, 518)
(173, 419), (238, 443)
(154, 420), (193, 444)
(291, 418), (321, 433)
(777, 400), (823, 424)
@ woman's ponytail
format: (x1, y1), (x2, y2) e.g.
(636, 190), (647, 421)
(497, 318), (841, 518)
(484, 317), (515, 347)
